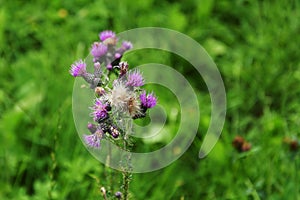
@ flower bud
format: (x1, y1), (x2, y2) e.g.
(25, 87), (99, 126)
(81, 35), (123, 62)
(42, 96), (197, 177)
(115, 191), (122, 199)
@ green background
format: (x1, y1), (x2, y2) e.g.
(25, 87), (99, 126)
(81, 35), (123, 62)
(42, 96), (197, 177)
(0, 0), (299, 199)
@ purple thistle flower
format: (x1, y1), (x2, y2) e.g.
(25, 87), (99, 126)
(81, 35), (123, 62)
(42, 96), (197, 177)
(122, 41), (133, 50)
(92, 99), (108, 121)
(87, 122), (97, 133)
(146, 93), (157, 108)
(99, 30), (116, 41)
(115, 52), (121, 59)
(140, 91), (157, 108)
(91, 42), (108, 58)
(84, 129), (103, 148)
(126, 70), (144, 87)
(140, 91), (147, 105)
(70, 59), (86, 77)
(94, 62), (102, 77)
(106, 63), (113, 70)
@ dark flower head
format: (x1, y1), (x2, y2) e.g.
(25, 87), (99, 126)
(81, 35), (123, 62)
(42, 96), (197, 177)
(126, 70), (144, 87)
(70, 59), (86, 77)
(232, 136), (244, 150)
(119, 61), (129, 76)
(99, 30), (116, 41)
(140, 91), (157, 108)
(283, 137), (299, 151)
(241, 142), (251, 152)
(109, 125), (120, 138)
(232, 135), (251, 152)
(289, 140), (299, 151)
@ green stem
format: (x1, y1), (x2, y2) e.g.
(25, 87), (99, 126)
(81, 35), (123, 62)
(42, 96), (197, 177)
(121, 118), (133, 200)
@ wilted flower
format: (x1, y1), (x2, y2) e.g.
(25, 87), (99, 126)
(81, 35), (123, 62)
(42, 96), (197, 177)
(283, 137), (299, 151)
(232, 135), (251, 152)
(119, 61), (129, 77)
(241, 142), (251, 152)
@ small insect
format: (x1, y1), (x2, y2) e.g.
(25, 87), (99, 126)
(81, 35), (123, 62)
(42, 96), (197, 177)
(128, 97), (141, 117)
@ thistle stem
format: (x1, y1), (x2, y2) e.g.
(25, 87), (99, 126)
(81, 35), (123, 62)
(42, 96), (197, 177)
(121, 118), (133, 200)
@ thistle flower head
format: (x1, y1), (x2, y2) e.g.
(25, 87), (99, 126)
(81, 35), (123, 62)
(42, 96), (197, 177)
(99, 30), (116, 41)
(122, 41), (133, 50)
(70, 59), (86, 77)
(107, 81), (134, 113)
(91, 42), (108, 58)
(126, 70), (144, 87)
(91, 98), (109, 122)
(84, 129), (103, 148)
(93, 62), (102, 77)
(140, 91), (157, 108)
(115, 52), (121, 59)
(87, 122), (97, 133)
(106, 63), (113, 70)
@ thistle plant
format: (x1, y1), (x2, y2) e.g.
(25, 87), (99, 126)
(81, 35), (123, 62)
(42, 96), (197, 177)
(70, 30), (157, 199)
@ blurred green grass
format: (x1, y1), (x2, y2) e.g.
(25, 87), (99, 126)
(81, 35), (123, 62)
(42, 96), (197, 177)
(0, 0), (299, 199)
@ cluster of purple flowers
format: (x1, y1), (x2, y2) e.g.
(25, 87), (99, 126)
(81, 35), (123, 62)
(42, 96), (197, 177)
(70, 30), (157, 149)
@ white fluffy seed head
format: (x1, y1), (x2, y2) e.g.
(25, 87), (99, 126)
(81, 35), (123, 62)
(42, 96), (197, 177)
(106, 81), (142, 117)
(106, 81), (134, 113)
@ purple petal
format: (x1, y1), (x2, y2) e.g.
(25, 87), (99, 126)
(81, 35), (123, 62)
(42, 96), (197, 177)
(126, 70), (144, 87)
(70, 59), (86, 77)
(99, 30), (116, 41)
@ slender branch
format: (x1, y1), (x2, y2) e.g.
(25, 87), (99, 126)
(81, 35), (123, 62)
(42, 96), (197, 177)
(121, 118), (133, 200)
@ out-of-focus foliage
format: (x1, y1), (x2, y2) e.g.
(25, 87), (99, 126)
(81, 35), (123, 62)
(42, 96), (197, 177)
(0, 0), (299, 199)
